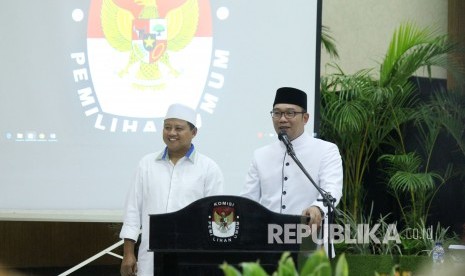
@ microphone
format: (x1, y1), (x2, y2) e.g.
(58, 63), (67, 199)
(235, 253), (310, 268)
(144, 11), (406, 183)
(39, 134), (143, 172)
(278, 130), (295, 156)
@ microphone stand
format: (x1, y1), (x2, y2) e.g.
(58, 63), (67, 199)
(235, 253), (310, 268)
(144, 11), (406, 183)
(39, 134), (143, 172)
(283, 142), (339, 259)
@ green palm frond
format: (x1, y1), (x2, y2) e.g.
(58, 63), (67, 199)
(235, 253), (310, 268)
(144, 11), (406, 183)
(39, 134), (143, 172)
(379, 153), (423, 173)
(380, 22), (456, 87)
(388, 171), (439, 193)
(379, 152), (443, 194)
(326, 97), (369, 134)
(413, 106), (443, 170)
(429, 89), (465, 156)
(321, 70), (377, 134)
(321, 25), (339, 59)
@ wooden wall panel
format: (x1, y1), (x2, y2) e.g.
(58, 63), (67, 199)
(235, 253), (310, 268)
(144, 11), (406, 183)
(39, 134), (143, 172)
(448, 0), (465, 89)
(0, 222), (122, 269)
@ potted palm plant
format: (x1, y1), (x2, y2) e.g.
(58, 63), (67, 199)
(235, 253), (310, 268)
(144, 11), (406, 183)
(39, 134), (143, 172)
(319, 22), (464, 272)
(320, 22), (462, 223)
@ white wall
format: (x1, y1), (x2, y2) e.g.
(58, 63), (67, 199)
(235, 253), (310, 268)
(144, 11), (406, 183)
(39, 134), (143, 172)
(321, 0), (448, 78)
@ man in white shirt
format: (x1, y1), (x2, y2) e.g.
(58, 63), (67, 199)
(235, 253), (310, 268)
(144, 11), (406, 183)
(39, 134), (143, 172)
(240, 87), (343, 242)
(120, 103), (224, 276)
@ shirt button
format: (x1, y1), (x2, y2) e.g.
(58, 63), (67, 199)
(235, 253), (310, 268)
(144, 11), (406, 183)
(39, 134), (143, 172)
(284, 177), (288, 181)
(285, 162), (290, 166)
(282, 191), (286, 195)
(282, 205), (286, 209)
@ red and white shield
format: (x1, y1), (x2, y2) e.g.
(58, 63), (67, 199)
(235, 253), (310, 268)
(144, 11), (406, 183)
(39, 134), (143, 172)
(132, 18), (168, 64)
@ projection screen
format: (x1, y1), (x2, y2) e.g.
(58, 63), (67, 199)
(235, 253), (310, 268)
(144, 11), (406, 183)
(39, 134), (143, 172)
(0, 0), (322, 221)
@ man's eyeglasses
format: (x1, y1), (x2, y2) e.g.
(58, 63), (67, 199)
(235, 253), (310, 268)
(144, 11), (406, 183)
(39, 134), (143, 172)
(270, 110), (306, 119)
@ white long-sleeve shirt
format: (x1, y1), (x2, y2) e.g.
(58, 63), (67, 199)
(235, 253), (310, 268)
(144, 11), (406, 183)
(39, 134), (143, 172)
(120, 145), (224, 276)
(241, 132), (343, 216)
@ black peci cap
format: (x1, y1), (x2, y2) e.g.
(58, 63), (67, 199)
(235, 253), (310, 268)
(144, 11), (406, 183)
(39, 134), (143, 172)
(273, 87), (307, 110)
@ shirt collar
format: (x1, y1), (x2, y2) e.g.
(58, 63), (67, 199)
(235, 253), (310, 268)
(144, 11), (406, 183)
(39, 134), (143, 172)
(279, 132), (311, 151)
(156, 144), (196, 162)
(291, 132), (310, 147)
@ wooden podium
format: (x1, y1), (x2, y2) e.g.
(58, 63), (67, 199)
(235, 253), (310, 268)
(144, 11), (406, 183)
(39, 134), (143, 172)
(149, 195), (316, 275)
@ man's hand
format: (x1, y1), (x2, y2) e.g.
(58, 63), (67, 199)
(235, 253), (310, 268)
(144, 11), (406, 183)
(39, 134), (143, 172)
(120, 253), (137, 276)
(302, 206), (324, 226)
(121, 239), (137, 276)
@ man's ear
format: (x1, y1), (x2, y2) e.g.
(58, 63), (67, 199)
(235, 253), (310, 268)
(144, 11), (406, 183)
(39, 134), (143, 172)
(192, 127), (198, 137)
(303, 113), (310, 124)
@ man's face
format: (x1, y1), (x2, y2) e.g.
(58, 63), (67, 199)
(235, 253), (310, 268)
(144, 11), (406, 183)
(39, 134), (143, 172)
(163, 118), (197, 155)
(272, 103), (309, 141)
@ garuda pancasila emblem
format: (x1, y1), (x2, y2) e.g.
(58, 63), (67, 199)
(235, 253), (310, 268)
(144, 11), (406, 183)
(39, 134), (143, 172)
(213, 208), (235, 233)
(101, 0), (199, 87)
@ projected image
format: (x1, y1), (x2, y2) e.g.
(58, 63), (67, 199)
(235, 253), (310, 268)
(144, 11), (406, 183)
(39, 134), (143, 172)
(0, 0), (320, 216)
(69, 0), (223, 133)
(85, 0), (214, 120)
(256, 131), (279, 140)
(3, 132), (58, 143)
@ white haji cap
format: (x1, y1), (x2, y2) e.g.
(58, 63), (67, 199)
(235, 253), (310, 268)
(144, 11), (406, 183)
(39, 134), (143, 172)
(164, 103), (197, 127)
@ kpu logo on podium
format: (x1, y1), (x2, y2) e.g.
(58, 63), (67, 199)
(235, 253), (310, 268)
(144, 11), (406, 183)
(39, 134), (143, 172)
(69, 0), (230, 132)
(208, 201), (240, 243)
